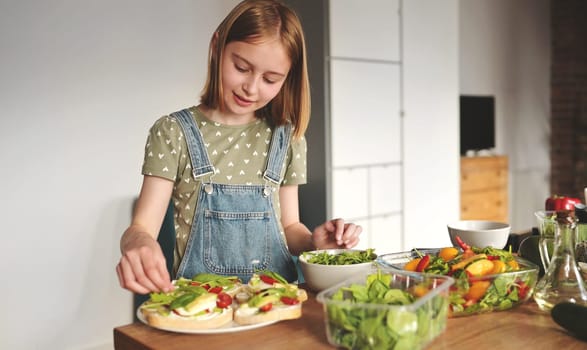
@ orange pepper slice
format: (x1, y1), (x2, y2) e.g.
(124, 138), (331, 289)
(465, 280), (491, 301)
(438, 247), (459, 262)
(404, 258), (422, 271)
(490, 260), (507, 274)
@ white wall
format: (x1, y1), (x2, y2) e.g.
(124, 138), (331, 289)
(0, 1), (238, 349)
(459, 0), (551, 231)
(329, 0), (404, 254)
(403, 0), (460, 249)
(328, 0), (460, 252)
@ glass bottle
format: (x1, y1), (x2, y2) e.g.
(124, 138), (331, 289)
(533, 210), (587, 311)
(575, 204), (587, 280)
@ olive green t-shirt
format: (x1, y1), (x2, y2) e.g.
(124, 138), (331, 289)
(141, 106), (307, 274)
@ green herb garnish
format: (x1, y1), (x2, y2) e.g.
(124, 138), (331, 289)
(303, 248), (376, 265)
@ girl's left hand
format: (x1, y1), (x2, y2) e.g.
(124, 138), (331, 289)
(312, 218), (362, 249)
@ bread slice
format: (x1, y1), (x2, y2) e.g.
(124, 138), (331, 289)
(233, 285), (307, 325)
(234, 303), (301, 325)
(295, 288), (308, 302)
(142, 306), (233, 330)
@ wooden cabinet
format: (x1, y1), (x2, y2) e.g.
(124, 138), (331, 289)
(460, 156), (509, 223)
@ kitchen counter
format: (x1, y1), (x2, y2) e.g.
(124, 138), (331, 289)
(114, 289), (586, 349)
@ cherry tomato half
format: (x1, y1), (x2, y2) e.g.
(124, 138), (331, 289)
(216, 293), (232, 309)
(208, 286), (223, 294)
(259, 303), (273, 312)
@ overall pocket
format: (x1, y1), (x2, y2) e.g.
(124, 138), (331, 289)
(202, 209), (272, 275)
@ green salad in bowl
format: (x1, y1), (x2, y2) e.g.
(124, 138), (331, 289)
(301, 248), (376, 265)
(377, 242), (539, 317)
(299, 249), (377, 292)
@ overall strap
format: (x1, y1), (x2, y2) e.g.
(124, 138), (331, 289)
(263, 123), (293, 184)
(171, 109), (215, 179)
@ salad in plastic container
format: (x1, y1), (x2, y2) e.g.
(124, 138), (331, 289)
(377, 241), (539, 317)
(316, 268), (454, 350)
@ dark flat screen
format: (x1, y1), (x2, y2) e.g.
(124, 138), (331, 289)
(460, 95), (495, 155)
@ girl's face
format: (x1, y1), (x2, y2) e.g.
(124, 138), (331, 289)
(219, 38), (291, 124)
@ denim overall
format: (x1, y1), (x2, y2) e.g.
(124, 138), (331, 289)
(171, 109), (298, 283)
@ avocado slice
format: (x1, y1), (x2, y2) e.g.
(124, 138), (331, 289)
(249, 292), (280, 308)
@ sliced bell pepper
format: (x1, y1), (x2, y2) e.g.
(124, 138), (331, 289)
(545, 195), (581, 211)
(455, 235), (472, 251)
(416, 255), (431, 272)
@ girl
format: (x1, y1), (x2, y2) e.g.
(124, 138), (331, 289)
(116, 0), (362, 294)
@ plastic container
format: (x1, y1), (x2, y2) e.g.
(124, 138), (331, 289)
(377, 249), (539, 317)
(316, 268), (454, 350)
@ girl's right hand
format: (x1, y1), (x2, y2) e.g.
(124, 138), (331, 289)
(116, 232), (174, 294)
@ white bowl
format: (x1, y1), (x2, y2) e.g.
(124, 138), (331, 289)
(447, 220), (511, 249)
(298, 249), (377, 292)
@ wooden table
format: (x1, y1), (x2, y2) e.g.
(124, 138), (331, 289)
(114, 291), (586, 350)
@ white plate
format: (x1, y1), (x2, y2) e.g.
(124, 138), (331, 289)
(136, 308), (277, 334)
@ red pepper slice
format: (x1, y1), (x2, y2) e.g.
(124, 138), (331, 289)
(455, 235), (472, 251)
(280, 296), (299, 305)
(259, 303), (273, 312)
(518, 281), (529, 299)
(486, 255), (500, 261)
(416, 255), (430, 272)
(260, 274), (278, 285)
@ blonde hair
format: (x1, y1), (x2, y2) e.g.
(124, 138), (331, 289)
(200, 0), (310, 139)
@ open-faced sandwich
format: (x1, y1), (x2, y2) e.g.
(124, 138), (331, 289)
(138, 271), (307, 330)
(234, 271), (308, 325)
(139, 273), (243, 330)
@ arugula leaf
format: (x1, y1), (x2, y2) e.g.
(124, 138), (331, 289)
(148, 292), (176, 304)
(254, 270), (288, 284)
(340, 284), (370, 303)
(369, 279), (391, 301)
(140, 278), (208, 313)
(425, 255), (450, 275)
(191, 273), (240, 287)
(169, 292), (198, 310)
(382, 289), (413, 305)
(367, 270), (392, 286)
